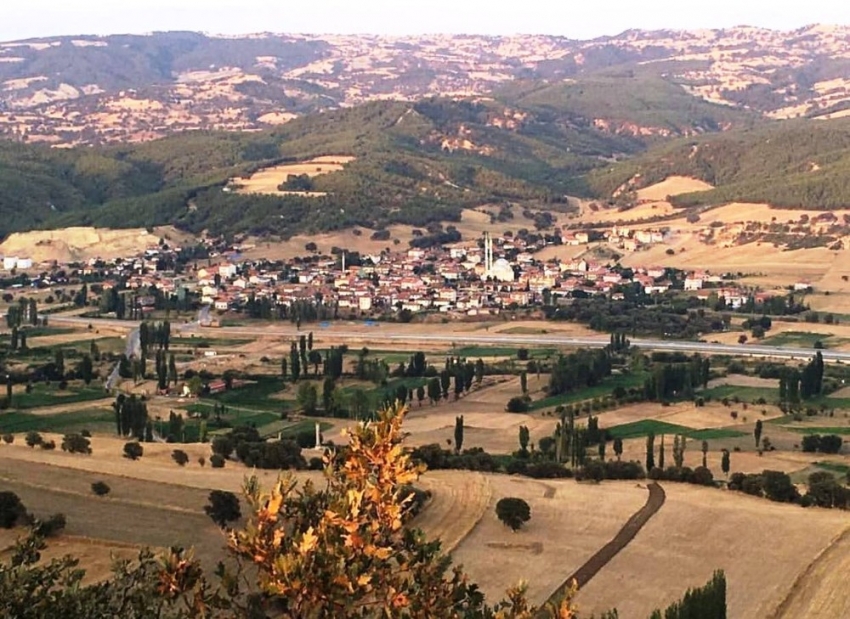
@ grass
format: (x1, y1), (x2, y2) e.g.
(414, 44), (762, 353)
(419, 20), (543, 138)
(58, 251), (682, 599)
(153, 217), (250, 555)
(761, 331), (832, 348)
(450, 346), (558, 359)
(170, 337), (252, 348)
(704, 384), (850, 411)
(528, 371), (647, 412)
(0, 409), (115, 434)
(814, 461), (850, 475)
(11, 383), (111, 410)
(205, 377), (290, 413)
(19, 326), (76, 337)
(700, 385), (777, 404)
(607, 419), (746, 441)
(782, 426), (850, 435)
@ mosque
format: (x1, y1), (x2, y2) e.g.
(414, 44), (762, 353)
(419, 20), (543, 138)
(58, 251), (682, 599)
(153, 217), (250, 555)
(483, 232), (515, 282)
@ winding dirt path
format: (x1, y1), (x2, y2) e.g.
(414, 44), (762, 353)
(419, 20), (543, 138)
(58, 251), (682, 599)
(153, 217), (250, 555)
(541, 482), (667, 610)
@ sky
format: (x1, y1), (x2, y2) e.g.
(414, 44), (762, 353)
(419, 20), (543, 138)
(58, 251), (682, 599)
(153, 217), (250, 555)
(3, 0), (850, 42)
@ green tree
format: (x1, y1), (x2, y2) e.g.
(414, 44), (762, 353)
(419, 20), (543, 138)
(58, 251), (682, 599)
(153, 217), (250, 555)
(297, 382), (318, 416)
(613, 436), (623, 461)
(171, 449), (189, 466)
(519, 425), (530, 454)
(290, 342), (301, 382)
(80, 355), (93, 385)
(520, 371), (528, 394)
(495, 497), (531, 531)
(474, 358), (485, 385)
(416, 385), (425, 407)
(322, 377), (336, 414)
(721, 449), (731, 478)
(754, 419), (763, 448)
(701, 440), (709, 469)
(123, 442), (144, 460)
(659, 434), (666, 470)
(204, 490), (241, 528)
(646, 432), (656, 472)
(454, 415), (464, 454)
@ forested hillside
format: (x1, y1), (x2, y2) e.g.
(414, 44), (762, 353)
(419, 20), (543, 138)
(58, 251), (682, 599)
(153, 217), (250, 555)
(1, 98), (647, 237)
(587, 118), (850, 210)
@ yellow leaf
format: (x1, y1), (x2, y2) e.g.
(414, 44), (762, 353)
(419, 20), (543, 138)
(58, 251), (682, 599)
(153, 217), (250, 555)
(298, 527), (318, 555)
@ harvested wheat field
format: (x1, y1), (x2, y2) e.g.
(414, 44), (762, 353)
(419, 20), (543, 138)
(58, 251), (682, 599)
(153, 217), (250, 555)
(0, 532), (142, 583)
(231, 156), (354, 195)
(452, 476), (650, 604)
(575, 484), (850, 618)
(0, 433), (324, 493)
(596, 400), (783, 430)
(0, 226), (185, 263)
(414, 470), (492, 552)
(771, 526), (850, 619)
(636, 176), (715, 202)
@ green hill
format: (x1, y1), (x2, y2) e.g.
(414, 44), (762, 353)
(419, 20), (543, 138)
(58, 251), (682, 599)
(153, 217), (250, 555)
(586, 118), (850, 210)
(2, 97), (649, 238)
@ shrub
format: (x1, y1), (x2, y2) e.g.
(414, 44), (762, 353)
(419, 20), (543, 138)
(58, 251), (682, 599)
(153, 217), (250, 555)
(80, 430), (92, 438)
(91, 481), (111, 496)
(25, 431), (43, 448)
(0, 491), (27, 528)
(495, 497), (531, 531)
(171, 449), (189, 466)
(35, 513), (66, 538)
(61, 434), (91, 454)
(603, 460), (646, 480)
(505, 396), (530, 413)
(308, 456), (324, 471)
(505, 459), (528, 476)
(204, 490), (240, 527)
(123, 442), (144, 460)
(210, 454), (226, 468)
(576, 460), (605, 482)
(525, 461), (572, 479)
(692, 466), (714, 486)
(40, 440), (56, 450)
(198, 456), (206, 467)
(2, 434), (13, 444)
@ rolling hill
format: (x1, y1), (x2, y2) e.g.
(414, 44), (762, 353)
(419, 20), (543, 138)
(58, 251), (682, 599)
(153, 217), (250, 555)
(586, 117), (850, 210)
(1, 97), (653, 238)
(1, 26), (849, 146)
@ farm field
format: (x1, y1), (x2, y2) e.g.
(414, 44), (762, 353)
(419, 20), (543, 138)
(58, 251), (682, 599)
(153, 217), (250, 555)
(449, 475), (650, 605)
(574, 484), (850, 618)
(230, 155), (354, 196)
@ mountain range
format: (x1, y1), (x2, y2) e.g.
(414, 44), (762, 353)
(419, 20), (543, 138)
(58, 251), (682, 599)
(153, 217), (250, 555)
(2, 26), (849, 146)
(1, 26), (850, 240)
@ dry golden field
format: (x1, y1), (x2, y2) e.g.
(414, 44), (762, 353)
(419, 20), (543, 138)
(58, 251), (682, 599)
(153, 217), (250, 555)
(0, 225), (190, 263)
(451, 476), (650, 604)
(635, 176), (715, 202)
(575, 484), (850, 618)
(231, 156), (355, 196)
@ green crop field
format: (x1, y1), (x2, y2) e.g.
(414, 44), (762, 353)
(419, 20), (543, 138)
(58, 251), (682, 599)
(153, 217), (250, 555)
(607, 419), (746, 441)
(529, 371), (647, 411)
(783, 426), (850, 435)
(0, 408), (114, 435)
(205, 377), (290, 413)
(761, 331), (837, 348)
(11, 383), (111, 410)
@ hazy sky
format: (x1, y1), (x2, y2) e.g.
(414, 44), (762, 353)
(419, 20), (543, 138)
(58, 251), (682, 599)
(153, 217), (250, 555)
(3, 0), (850, 42)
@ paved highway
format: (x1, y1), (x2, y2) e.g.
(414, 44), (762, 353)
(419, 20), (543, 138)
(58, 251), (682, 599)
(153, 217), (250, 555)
(49, 314), (850, 363)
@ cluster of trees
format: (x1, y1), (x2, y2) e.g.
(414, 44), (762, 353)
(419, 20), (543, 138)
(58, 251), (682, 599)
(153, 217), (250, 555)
(212, 425), (306, 470)
(547, 294), (726, 339)
(643, 355), (710, 401)
(727, 468), (848, 508)
(779, 353), (824, 406)
(113, 394), (149, 440)
(5, 298), (38, 329)
(801, 434), (843, 454)
(548, 349), (613, 396)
